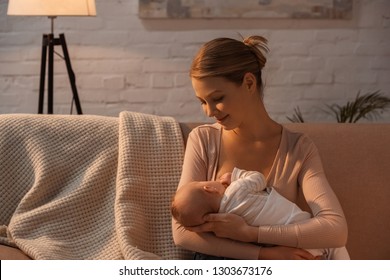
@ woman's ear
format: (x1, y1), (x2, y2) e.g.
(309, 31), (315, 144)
(243, 72), (257, 93)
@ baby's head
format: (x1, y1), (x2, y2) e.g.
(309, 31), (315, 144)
(171, 180), (225, 227)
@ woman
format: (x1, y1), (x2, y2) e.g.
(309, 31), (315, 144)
(172, 35), (348, 260)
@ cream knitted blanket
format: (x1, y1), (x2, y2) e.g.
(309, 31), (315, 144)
(0, 112), (189, 259)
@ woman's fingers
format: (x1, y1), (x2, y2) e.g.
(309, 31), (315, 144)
(185, 213), (256, 242)
(184, 213), (234, 233)
(185, 222), (213, 233)
(296, 249), (316, 260)
(204, 213), (228, 222)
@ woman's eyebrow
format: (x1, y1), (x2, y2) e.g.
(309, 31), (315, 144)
(196, 90), (222, 100)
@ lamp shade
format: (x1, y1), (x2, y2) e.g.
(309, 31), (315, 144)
(7, 0), (96, 16)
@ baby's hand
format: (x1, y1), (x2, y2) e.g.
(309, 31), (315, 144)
(219, 172), (232, 187)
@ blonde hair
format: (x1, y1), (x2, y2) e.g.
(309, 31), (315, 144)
(190, 35), (269, 94)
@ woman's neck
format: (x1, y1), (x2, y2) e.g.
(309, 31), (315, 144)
(232, 103), (281, 142)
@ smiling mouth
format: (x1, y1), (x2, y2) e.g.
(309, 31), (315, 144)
(217, 115), (228, 123)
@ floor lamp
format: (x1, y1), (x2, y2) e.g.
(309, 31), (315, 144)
(7, 0), (96, 114)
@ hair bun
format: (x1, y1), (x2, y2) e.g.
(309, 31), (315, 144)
(243, 35), (269, 53)
(243, 35), (269, 69)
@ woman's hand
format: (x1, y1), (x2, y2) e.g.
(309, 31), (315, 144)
(185, 214), (322, 260)
(185, 213), (258, 243)
(259, 246), (321, 260)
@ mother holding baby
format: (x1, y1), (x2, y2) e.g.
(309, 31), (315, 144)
(171, 35), (348, 260)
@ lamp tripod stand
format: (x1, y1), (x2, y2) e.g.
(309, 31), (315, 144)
(38, 16), (82, 114)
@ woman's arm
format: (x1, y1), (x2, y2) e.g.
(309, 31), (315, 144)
(173, 127), (327, 259)
(173, 217), (318, 260)
(190, 135), (347, 250)
(172, 218), (261, 259)
(256, 136), (348, 248)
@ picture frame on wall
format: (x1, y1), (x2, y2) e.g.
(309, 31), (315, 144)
(138, 0), (353, 19)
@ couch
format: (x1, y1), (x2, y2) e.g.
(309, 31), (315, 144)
(0, 113), (389, 260)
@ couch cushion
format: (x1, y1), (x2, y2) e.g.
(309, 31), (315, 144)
(285, 123), (390, 260)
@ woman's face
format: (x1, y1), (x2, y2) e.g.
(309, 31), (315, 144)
(192, 76), (253, 130)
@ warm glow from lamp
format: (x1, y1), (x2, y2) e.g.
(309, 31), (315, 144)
(7, 0), (96, 17)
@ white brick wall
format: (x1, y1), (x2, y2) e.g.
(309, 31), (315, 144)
(0, 0), (389, 123)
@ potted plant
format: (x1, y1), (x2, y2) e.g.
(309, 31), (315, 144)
(287, 90), (390, 123)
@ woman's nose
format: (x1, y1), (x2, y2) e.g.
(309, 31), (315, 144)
(205, 104), (217, 117)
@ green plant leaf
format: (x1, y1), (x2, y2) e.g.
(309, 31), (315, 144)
(286, 106), (305, 123)
(324, 90), (390, 123)
(289, 90), (390, 123)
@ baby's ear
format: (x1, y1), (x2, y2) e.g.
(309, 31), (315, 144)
(203, 185), (218, 193)
(204, 185), (225, 195)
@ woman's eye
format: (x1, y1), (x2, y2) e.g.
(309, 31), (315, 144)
(214, 96), (224, 102)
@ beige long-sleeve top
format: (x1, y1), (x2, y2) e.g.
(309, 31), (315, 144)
(172, 123), (348, 259)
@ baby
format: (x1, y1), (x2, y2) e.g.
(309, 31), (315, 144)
(171, 167), (350, 260)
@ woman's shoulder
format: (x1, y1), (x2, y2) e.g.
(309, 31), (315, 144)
(192, 122), (221, 132)
(186, 123), (222, 154)
(189, 122), (221, 139)
(281, 125), (317, 153)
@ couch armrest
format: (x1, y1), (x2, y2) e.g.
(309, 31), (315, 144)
(0, 245), (31, 260)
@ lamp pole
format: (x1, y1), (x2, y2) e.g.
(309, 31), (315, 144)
(38, 17), (82, 114)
